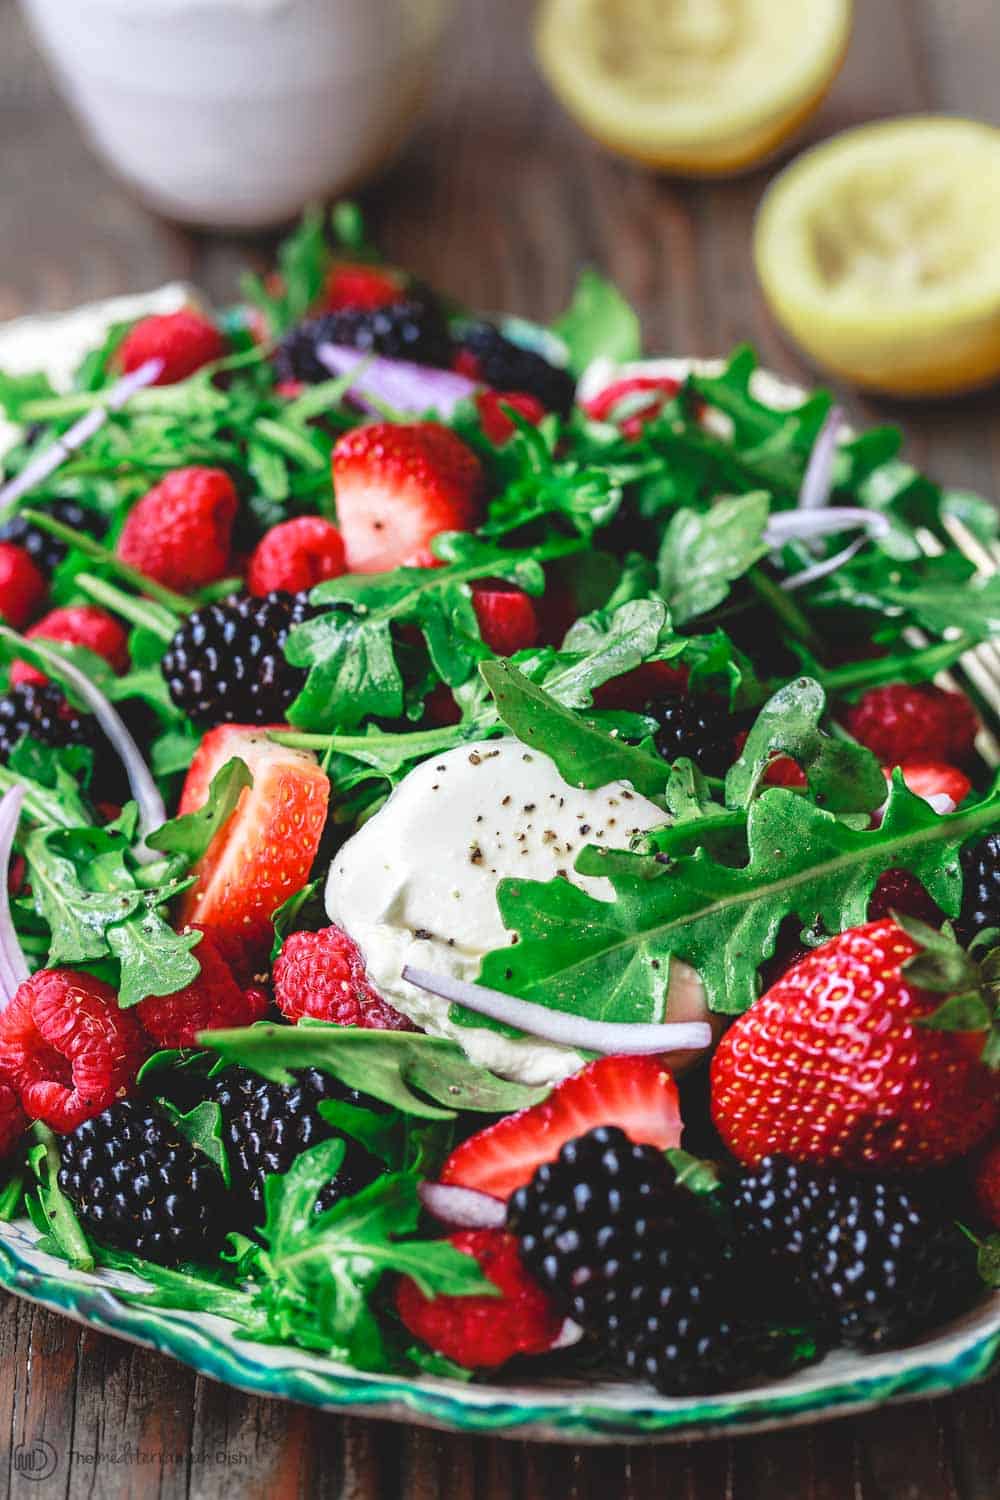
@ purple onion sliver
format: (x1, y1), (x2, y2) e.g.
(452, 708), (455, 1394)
(765, 506), (892, 592)
(0, 358), (164, 516)
(798, 404), (845, 510)
(316, 344), (479, 419)
(401, 966), (712, 1055)
(418, 1181), (508, 1230)
(551, 1318), (585, 1351)
(0, 785), (29, 1009)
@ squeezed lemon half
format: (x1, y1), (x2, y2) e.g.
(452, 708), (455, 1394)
(534, 0), (853, 176)
(754, 116), (1000, 396)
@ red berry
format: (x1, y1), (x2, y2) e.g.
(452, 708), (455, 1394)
(247, 516), (346, 596)
(0, 543), (46, 629)
(395, 1229), (562, 1368)
(118, 310), (226, 386)
(888, 760), (973, 811)
(422, 681), (462, 728)
(867, 869), (944, 926)
(972, 1139), (1000, 1229)
(591, 660), (690, 710)
(711, 918), (999, 1171)
(471, 581), (540, 655)
(275, 380), (306, 400)
(273, 925), (414, 1030)
(117, 467), (238, 593)
(732, 730), (808, 790)
(846, 684), (980, 766)
(323, 262), (404, 312)
(0, 1079), (26, 1160)
(332, 422), (483, 573)
(0, 969), (147, 1132)
(441, 1054), (683, 1200)
(136, 928), (269, 1049)
(475, 390), (547, 445)
(11, 605), (129, 688)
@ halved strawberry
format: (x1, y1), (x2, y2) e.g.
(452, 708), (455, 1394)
(176, 726), (329, 971)
(440, 1055), (682, 1200)
(332, 422), (483, 573)
(888, 760), (973, 812)
(471, 581), (540, 655)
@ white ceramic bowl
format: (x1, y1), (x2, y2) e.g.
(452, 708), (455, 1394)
(19, 0), (454, 228)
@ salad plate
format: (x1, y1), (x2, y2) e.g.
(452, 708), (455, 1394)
(0, 212), (997, 1443)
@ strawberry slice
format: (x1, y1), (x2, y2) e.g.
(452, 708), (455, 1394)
(332, 422), (483, 573)
(440, 1054), (682, 1200)
(471, 581), (540, 655)
(889, 760), (973, 811)
(176, 725), (329, 970)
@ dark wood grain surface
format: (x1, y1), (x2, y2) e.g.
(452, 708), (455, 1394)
(1, 0), (999, 1493)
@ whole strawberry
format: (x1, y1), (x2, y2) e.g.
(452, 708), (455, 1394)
(117, 467), (238, 592)
(846, 683), (980, 766)
(395, 1229), (563, 1368)
(0, 542), (46, 629)
(272, 925), (413, 1030)
(118, 309), (226, 386)
(0, 969), (147, 1132)
(11, 605), (129, 687)
(711, 918), (999, 1171)
(136, 928), (269, 1049)
(246, 515), (346, 596)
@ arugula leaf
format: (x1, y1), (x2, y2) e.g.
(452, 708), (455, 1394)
(725, 678), (887, 814)
(656, 492), (771, 625)
(27, 1125), (94, 1271)
(147, 758), (252, 860)
(316, 1098), (403, 1167)
(107, 911), (202, 1008)
(160, 1100), (231, 1185)
(240, 205), (330, 335)
(0, 1169), (24, 1222)
(553, 269), (641, 377)
(200, 1024), (549, 1118)
(478, 777), (1000, 1021)
(482, 658), (670, 798)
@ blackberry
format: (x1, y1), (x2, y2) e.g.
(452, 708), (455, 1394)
(212, 1066), (385, 1229)
(57, 1099), (226, 1265)
(0, 497), (107, 577)
(276, 299), (452, 383)
(0, 682), (100, 763)
(161, 591), (315, 726)
(651, 692), (737, 777)
(955, 833), (1000, 947)
(456, 322), (576, 417)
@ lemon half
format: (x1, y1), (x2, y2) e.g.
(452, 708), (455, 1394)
(535, 0), (853, 177)
(755, 116), (1000, 396)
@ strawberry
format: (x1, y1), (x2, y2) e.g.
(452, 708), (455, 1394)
(711, 917), (999, 1171)
(591, 660), (690, 710)
(117, 467), (238, 593)
(846, 683), (980, 766)
(475, 390), (547, 445)
(246, 515), (346, 596)
(582, 375), (681, 439)
(272, 925), (413, 1029)
(323, 262), (405, 312)
(175, 725), (329, 970)
(0, 542), (46, 629)
(332, 422), (483, 573)
(11, 605), (129, 687)
(0, 969), (147, 1132)
(440, 1054), (683, 1200)
(972, 1139), (1000, 1228)
(395, 1229), (562, 1368)
(136, 927), (269, 1049)
(732, 729), (808, 790)
(887, 760), (973, 812)
(471, 582), (540, 655)
(118, 309), (226, 386)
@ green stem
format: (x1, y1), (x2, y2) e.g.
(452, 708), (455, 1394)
(19, 510), (194, 615)
(269, 725), (469, 755)
(74, 573), (178, 641)
(817, 636), (977, 697)
(747, 567), (820, 648)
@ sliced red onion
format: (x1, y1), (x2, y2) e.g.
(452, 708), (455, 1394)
(764, 506), (892, 592)
(551, 1318), (585, 1351)
(418, 1181), (508, 1230)
(797, 405), (845, 510)
(316, 344), (479, 418)
(8, 633), (165, 857)
(0, 785), (29, 1008)
(0, 359), (164, 515)
(402, 966), (712, 1055)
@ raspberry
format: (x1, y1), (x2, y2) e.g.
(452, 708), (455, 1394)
(471, 582), (540, 655)
(475, 390), (547, 445)
(846, 683), (980, 766)
(246, 516), (346, 596)
(867, 869), (943, 925)
(11, 605), (129, 688)
(395, 1229), (562, 1369)
(118, 310), (226, 386)
(273, 925), (414, 1029)
(0, 542), (46, 629)
(117, 467), (238, 593)
(0, 969), (147, 1132)
(0, 1080), (26, 1160)
(136, 928), (270, 1049)
(323, 262), (405, 312)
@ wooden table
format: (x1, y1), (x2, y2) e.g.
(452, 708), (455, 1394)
(1, 0), (998, 1493)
